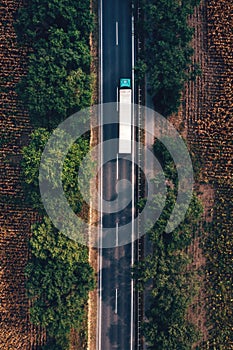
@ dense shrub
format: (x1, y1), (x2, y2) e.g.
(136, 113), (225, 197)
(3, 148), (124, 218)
(134, 139), (203, 349)
(22, 127), (95, 349)
(15, 1), (95, 347)
(21, 127), (93, 214)
(26, 216), (95, 349)
(135, 0), (201, 116)
(15, 0), (94, 128)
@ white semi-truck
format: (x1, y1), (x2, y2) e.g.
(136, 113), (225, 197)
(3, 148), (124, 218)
(118, 78), (132, 154)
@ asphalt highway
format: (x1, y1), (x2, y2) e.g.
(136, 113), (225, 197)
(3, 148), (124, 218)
(98, 0), (135, 349)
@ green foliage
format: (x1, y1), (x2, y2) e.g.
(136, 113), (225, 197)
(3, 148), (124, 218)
(134, 138), (203, 349)
(136, 0), (201, 116)
(15, 0), (94, 128)
(26, 216), (95, 349)
(21, 127), (95, 348)
(15, 1), (95, 348)
(134, 58), (147, 83)
(15, 0), (93, 43)
(21, 127), (93, 214)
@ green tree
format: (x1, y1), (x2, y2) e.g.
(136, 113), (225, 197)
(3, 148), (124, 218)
(15, 0), (94, 43)
(15, 2), (96, 348)
(15, 0), (94, 128)
(136, 0), (201, 116)
(134, 137), (203, 348)
(22, 127), (95, 348)
(21, 127), (93, 214)
(26, 216), (95, 349)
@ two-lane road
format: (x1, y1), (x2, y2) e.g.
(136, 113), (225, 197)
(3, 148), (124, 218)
(98, 0), (135, 349)
(102, 0), (132, 104)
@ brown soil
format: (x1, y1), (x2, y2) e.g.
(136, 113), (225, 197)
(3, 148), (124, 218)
(170, 0), (232, 347)
(87, 248), (98, 350)
(87, 0), (99, 349)
(0, 1), (46, 348)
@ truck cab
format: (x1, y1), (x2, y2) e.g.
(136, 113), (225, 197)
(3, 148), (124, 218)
(120, 78), (131, 89)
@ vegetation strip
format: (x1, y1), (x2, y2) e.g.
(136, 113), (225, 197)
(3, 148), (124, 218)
(134, 138), (203, 349)
(134, 0), (201, 116)
(15, 1), (95, 349)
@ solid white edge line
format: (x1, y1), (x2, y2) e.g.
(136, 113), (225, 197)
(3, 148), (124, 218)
(116, 221), (119, 247)
(116, 153), (119, 180)
(131, 9), (135, 350)
(117, 86), (119, 111)
(115, 288), (118, 314)
(116, 21), (119, 46)
(97, 0), (103, 349)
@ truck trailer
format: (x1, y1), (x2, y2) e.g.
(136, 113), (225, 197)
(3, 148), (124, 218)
(118, 78), (132, 154)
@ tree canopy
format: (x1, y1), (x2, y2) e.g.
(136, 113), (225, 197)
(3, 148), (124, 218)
(135, 0), (201, 116)
(134, 138), (203, 349)
(21, 128), (95, 349)
(15, 0), (94, 128)
(26, 216), (95, 349)
(21, 127), (93, 214)
(15, 1), (95, 348)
